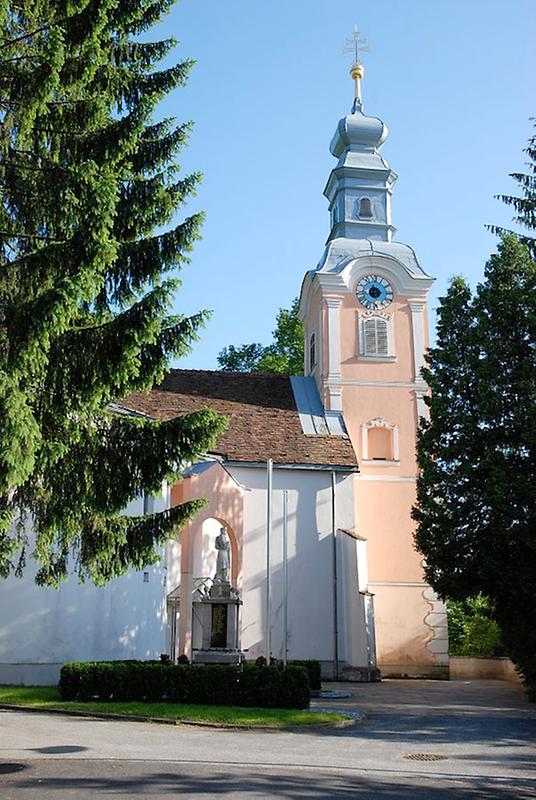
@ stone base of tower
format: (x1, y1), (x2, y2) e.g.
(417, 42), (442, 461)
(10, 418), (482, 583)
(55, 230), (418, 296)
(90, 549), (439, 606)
(370, 582), (450, 680)
(379, 664), (449, 679)
(317, 662), (381, 682)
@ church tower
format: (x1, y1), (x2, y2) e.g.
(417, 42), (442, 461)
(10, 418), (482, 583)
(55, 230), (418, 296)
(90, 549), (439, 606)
(299, 48), (449, 677)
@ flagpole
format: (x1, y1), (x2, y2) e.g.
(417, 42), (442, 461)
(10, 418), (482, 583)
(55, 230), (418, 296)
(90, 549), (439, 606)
(265, 458), (273, 661)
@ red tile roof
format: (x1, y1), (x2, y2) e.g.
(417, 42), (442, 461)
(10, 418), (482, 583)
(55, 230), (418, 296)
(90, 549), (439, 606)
(123, 370), (358, 469)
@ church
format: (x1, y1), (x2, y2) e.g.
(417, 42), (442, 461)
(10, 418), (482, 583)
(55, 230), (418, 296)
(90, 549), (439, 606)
(0, 60), (448, 685)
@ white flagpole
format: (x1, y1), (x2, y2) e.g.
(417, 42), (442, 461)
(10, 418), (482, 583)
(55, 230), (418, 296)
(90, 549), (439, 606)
(265, 458), (273, 661)
(283, 489), (289, 667)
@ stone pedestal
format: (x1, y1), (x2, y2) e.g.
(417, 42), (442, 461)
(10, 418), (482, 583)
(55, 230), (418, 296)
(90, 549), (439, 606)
(192, 581), (244, 665)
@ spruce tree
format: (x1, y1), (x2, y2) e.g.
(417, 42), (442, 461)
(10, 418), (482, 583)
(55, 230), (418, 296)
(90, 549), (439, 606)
(488, 121), (536, 256)
(414, 235), (536, 695)
(0, 1), (226, 586)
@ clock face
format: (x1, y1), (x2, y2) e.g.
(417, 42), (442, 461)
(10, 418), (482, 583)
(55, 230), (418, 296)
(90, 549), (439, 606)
(356, 275), (393, 309)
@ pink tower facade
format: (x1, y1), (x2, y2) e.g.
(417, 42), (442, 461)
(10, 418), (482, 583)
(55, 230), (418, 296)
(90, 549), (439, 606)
(299, 68), (449, 677)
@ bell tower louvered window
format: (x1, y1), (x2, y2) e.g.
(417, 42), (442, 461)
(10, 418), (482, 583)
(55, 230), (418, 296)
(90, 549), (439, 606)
(358, 312), (394, 359)
(363, 317), (388, 356)
(359, 197), (373, 218)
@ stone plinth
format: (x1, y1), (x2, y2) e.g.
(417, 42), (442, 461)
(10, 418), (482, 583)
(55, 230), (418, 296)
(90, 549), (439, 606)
(193, 648), (244, 666)
(192, 581), (243, 665)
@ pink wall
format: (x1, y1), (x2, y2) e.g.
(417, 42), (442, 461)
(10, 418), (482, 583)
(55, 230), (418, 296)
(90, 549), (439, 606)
(171, 464), (244, 657)
(355, 479), (423, 582)
(339, 294), (415, 383)
(304, 267), (447, 675)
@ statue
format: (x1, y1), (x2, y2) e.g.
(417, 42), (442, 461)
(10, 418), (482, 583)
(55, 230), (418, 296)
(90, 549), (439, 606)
(214, 527), (231, 584)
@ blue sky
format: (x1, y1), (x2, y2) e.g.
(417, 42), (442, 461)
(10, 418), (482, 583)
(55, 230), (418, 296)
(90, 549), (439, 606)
(151, 0), (535, 369)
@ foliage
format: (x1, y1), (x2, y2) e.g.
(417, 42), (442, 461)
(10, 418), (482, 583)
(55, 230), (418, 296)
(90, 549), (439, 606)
(488, 121), (536, 257)
(252, 657), (321, 689)
(447, 596), (505, 658)
(287, 659), (322, 690)
(217, 343), (266, 373)
(218, 298), (304, 375)
(58, 660), (310, 709)
(413, 234), (536, 696)
(0, 1), (227, 585)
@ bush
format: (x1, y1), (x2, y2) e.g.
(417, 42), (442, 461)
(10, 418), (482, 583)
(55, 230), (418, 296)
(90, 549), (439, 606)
(288, 660), (321, 690)
(239, 663), (310, 709)
(58, 661), (310, 709)
(447, 595), (506, 658)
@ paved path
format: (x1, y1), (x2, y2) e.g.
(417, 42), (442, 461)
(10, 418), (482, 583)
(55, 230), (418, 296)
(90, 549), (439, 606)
(1, 679), (535, 798)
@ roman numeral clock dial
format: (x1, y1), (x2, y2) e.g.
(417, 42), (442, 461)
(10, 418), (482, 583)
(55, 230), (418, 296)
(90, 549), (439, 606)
(356, 275), (393, 309)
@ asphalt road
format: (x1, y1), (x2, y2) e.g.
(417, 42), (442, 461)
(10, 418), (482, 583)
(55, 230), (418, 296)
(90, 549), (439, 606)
(1, 678), (535, 799)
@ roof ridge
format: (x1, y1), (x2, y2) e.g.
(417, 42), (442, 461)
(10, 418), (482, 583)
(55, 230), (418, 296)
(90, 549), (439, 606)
(167, 368), (293, 379)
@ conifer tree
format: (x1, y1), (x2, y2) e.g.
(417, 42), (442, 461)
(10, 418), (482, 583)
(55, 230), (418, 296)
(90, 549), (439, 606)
(488, 122), (536, 256)
(0, 1), (226, 586)
(413, 235), (536, 695)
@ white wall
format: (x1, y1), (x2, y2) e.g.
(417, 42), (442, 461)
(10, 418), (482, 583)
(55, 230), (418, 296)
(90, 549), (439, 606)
(0, 468), (372, 684)
(227, 466), (369, 673)
(0, 490), (169, 686)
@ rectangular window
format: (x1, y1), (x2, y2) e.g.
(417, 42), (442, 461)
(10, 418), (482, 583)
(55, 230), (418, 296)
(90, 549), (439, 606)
(309, 332), (316, 370)
(363, 318), (389, 356)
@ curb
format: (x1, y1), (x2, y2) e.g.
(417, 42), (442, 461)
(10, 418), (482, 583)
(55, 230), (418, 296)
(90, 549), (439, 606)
(0, 703), (361, 731)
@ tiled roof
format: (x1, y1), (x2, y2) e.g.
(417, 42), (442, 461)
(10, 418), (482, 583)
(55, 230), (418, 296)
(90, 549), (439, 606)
(123, 369), (358, 469)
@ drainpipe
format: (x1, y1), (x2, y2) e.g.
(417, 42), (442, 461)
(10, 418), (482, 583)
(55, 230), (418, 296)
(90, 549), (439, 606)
(331, 470), (339, 680)
(265, 458), (273, 661)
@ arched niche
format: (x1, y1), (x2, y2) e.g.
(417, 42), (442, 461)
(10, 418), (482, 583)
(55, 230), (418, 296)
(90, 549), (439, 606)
(361, 417), (400, 462)
(191, 515), (240, 589)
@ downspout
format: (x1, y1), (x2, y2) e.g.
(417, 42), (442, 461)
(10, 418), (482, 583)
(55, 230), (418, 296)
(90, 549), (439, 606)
(331, 470), (339, 680)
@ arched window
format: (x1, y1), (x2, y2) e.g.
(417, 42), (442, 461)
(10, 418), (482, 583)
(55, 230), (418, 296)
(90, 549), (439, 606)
(309, 331), (316, 371)
(359, 197), (373, 218)
(362, 317), (389, 356)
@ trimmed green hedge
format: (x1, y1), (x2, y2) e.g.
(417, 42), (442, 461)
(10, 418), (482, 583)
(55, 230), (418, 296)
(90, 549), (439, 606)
(288, 660), (321, 690)
(58, 661), (310, 709)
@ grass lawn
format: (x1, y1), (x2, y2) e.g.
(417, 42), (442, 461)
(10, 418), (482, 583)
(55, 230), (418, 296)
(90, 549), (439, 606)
(0, 685), (346, 728)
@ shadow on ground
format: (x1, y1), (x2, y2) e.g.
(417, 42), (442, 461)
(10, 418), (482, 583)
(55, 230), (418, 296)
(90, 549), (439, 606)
(6, 762), (536, 800)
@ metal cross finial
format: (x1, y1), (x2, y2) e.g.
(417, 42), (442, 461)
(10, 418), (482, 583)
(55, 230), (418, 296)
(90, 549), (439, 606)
(343, 25), (369, 66)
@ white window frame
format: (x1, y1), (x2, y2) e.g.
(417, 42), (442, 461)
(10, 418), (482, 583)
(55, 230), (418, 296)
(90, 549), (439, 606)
(357, 311), (395, 361)
(361, 417), (400, 463)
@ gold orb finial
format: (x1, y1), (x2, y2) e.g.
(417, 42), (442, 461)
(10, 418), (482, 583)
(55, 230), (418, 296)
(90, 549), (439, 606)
(350, 63), (365, 81)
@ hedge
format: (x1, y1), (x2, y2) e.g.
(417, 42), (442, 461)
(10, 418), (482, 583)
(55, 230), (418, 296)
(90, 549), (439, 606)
(288, 660), (321, 690)
(253, 658), (322, 691)
(58, 661), (310, 709)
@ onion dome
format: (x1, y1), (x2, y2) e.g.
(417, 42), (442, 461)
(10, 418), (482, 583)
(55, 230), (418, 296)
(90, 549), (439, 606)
(330, 108), (388, 157)
(330, 64), (388, 157)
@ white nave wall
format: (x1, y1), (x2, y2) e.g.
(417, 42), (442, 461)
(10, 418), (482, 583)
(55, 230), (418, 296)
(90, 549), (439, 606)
(0, 491), (169, 686)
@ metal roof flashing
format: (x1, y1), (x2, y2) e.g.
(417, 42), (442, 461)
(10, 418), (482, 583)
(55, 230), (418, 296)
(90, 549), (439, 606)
(290, 376), (348, 436)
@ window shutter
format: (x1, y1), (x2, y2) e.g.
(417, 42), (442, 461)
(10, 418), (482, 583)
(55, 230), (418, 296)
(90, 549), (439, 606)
(364, 319), (377, 354)
(376, 320), (388, 355)
(363, 318), (389, 356)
